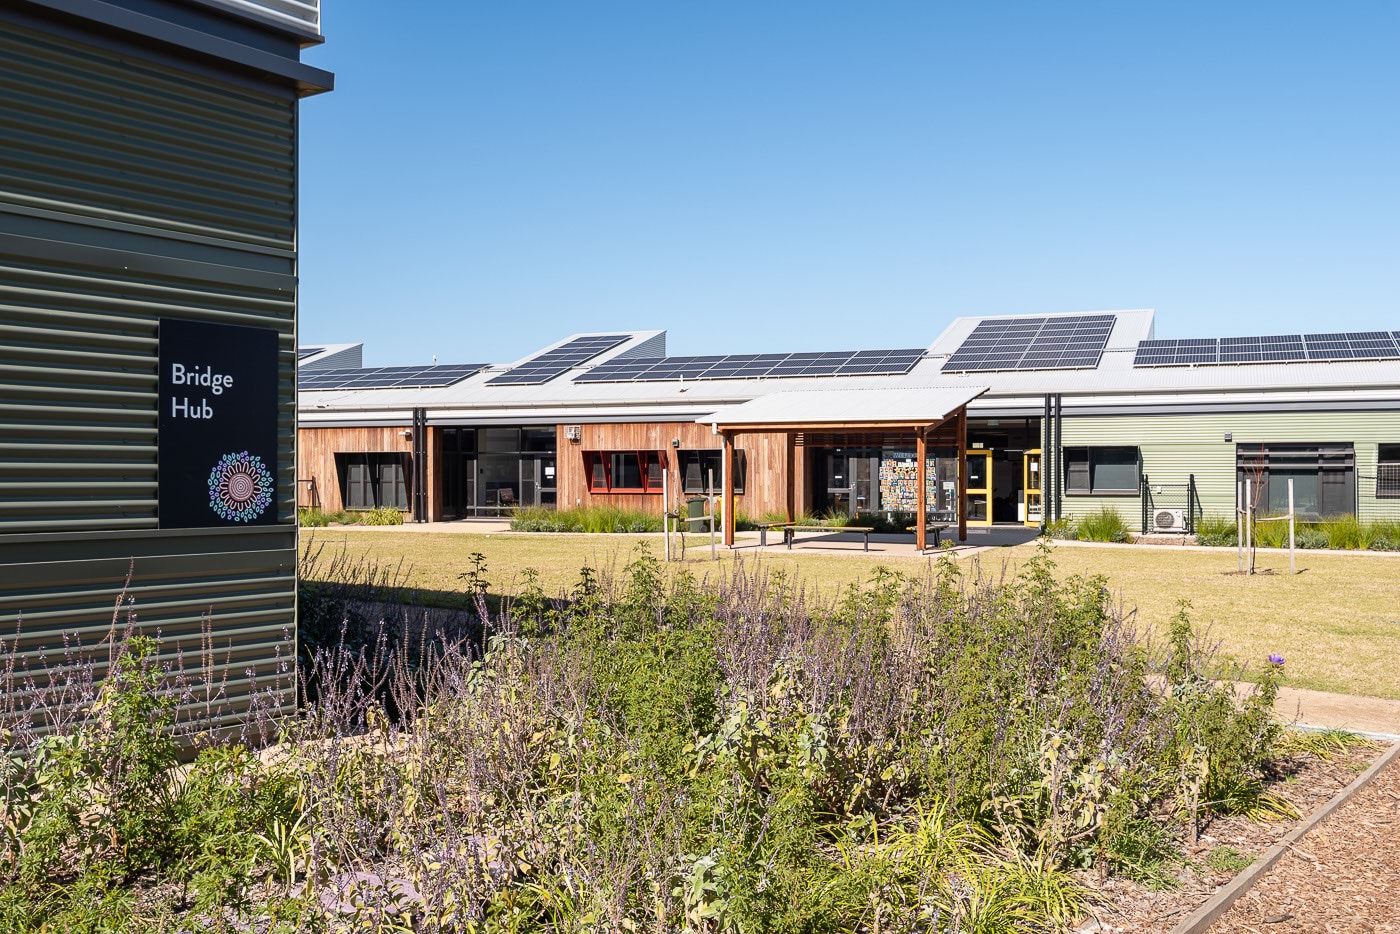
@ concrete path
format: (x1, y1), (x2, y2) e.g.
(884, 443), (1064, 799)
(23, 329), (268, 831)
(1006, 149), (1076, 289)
(1272, 685), (1400, 739)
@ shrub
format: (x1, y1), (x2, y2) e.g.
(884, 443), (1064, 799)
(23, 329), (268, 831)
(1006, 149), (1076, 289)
(357, 506), (405, 526)
(0, 636), (303, 931)
(298, 507), (331, 527)
(1195, 513), (1400, 551)
(1295, 526), (1329, 550)
(1074, 506), (1132, 542)
(510, 504), (664, 533)
(5, 544), (1303, 931)
(1044, 516), (1078, 540)
(1194, 513), (1236, 547)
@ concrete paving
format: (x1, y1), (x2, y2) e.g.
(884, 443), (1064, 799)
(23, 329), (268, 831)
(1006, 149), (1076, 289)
(1268, 685), (1400, 740)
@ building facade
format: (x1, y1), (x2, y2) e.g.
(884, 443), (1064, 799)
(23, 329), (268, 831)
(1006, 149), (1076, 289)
(297, 312), (1400, 535)
(0, 0), (331, 726)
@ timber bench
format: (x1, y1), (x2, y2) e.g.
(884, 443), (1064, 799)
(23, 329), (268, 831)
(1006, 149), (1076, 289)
(756, 523), (877, 552)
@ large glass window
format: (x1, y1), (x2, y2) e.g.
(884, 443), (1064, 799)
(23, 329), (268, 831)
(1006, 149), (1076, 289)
(1064, 446), (1139, 494)
(335, 453), (409, 510)
(583, 451), (666, 493)
(1236, 444), (1355, 518)
(1379, 445), (1400, 499)
(680, 450), (745, 494)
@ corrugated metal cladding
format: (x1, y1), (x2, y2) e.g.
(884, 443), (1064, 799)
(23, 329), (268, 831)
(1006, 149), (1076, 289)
(0, 19), (296, 251)
(0, 2), (320, 730)
(0, 255), (297, 532)
(1057, 411), (1400, 530)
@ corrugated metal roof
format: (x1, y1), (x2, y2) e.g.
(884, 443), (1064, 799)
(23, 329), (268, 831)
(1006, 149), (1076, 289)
(698, 386), (987, 427)
(298, 312), (1400, 422)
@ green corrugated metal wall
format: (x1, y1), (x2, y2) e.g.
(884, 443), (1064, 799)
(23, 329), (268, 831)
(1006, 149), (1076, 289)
(0, 19), (296, 249)
(1057, 410), (1400, 530)
(0, 11), (301, 729)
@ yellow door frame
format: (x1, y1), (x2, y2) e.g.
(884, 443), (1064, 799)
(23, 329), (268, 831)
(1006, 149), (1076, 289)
(964, 449), (993, 527)
(1023, 448), (1043, 527)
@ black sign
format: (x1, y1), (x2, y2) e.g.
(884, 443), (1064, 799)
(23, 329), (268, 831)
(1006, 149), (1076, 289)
(158, 318), (279, 528)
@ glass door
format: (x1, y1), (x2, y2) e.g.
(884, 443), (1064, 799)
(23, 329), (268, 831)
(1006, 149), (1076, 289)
(965, 450), (992, 527)
(826, 450), (853, 516)
(1022, 449), (1042, 527)
(519, 455), (558, 508)
(851, 455), (879, 516)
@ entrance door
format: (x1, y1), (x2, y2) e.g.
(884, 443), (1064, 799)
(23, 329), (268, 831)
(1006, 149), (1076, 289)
(965, 450), (992, 526)
(824, 450), (879, 517)
(520, 455), (558, 508)
(1023, 449), (1042, 527)
(826, 450), (852, 516)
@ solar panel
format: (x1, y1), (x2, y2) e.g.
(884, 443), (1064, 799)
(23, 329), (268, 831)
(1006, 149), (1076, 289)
(574, 347), (926, 383)
(298, 364), (489, 391)
(942, 315), (1116, 372)
(485, 335), (631, 385)
(1134, 330), (1400, 367)
(1219, 335), (1306, 364)
(1303, 331), (1399, 361)
(297, 347), (324, 360)
(1132, 338), (1221, 366)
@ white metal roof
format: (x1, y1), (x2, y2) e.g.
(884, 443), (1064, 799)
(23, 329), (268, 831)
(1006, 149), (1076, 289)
(698, 386), (988, 427)
(297, 312), (1400, 424)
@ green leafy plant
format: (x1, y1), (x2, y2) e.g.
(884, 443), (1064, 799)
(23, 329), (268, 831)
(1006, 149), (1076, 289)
(1074, 507), (1132, 543)
(358, 505), (406, 526)
(1205, 845), (1251, 873)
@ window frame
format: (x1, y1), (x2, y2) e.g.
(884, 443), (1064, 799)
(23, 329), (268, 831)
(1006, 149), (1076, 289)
(582, 450), (667, 494)
(680, 449), (746, 495)
(1235, 443), (1356, 518)
(1379, 444), (1400, 499)
(1063, 446), (1140, 496)
(335, 452), (411, 511)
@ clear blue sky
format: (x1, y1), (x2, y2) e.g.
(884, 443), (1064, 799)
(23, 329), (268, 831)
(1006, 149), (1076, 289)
(298, 2), (1397, 366)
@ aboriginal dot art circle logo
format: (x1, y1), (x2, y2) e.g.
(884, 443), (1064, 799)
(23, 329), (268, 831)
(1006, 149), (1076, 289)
(208, 452), (273, 522)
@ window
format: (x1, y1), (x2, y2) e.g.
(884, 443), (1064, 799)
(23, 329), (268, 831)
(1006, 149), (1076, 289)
(1236, 444), (1355, 517)
(335, 453), (410, 510)
(1379, 445), (1400, 499)
(680, 450), (746, 494)
(583, 451), (667, 493)
(1064, 446), (1139, 495)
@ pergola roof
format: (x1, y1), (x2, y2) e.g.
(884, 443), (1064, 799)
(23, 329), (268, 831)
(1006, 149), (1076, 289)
(698, 385), (988, 429)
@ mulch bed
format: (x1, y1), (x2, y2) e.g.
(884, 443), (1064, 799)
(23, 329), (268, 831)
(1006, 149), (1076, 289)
(1078, 743), (1390, 933)
(1211, 747), (1400, 933)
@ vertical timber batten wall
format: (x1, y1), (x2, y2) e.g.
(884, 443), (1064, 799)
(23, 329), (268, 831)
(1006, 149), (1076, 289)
(0, 0), (330, 729)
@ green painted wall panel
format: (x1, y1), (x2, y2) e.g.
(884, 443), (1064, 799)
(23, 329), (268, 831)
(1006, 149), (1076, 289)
(1057, 411), (1400, 530)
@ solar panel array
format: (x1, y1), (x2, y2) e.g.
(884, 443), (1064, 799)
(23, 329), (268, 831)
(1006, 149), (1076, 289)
(486, 335), (631, 386)
(1133, 331), (1400, 367)
(573, 348), (927, 383)
(298, 364), (489, 391)
(941, 315), (1117, 373)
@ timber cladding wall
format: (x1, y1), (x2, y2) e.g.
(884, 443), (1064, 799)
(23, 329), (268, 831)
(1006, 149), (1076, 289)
(555, 422), (805, 517)
(0, 3), (327, 730)
(297, 426), (415, 514)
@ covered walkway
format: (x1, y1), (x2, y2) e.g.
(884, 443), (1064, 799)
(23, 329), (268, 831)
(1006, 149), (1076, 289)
(698, 385), (989, 551)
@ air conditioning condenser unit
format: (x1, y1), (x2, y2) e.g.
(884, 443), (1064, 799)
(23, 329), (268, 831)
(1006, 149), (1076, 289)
(1153, 509), (1186, 533)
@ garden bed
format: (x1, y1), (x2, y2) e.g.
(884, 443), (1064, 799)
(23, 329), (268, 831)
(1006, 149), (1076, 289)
(1076, 737), (1389, 932)
(5, 544), (1394, 932)
(1209, 745), (1400, 932)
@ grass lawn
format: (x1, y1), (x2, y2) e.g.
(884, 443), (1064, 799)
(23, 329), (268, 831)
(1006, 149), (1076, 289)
(300, 530), (1400, 700)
